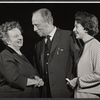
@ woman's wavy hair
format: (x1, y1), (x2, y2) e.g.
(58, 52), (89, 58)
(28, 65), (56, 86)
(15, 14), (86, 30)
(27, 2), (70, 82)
(75, 11), (99, 36)
(0, 21), (22, 45)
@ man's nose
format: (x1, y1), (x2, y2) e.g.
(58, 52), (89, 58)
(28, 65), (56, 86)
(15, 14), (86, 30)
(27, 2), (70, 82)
(34, 26), (38, 31)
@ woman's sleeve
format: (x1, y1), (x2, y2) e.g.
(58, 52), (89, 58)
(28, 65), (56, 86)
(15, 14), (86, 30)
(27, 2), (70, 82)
(78, 42), (100, 88)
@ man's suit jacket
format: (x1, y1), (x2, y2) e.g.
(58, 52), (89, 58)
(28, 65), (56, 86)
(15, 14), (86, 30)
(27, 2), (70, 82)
(0, 46), (39, 98)
(34, 28), (79, 98)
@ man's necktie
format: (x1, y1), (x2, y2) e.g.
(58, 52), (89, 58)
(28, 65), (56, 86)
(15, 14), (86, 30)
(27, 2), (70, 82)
(46, 35), (51, 50)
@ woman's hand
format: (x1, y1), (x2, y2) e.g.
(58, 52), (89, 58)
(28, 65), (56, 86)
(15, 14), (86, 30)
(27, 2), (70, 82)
(34, 76), (44, 87)
(27, 78), (39, 86)
(66, 77), (78, 89)
(27, 76), (44, 87)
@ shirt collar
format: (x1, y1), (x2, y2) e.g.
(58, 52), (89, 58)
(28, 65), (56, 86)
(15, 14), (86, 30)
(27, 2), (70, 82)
(48, 26), (57, 41)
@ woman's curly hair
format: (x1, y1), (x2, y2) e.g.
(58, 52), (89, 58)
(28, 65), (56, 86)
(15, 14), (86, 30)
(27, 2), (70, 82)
(75, 11), (99, 36)
(0, 21), (22, 45)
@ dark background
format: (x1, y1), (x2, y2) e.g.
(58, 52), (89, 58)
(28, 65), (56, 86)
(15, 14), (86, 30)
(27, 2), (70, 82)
(0, 3), (100, 65)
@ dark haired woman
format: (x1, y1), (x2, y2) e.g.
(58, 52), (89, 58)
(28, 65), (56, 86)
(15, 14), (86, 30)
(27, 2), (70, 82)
(67, 12), (100, 98)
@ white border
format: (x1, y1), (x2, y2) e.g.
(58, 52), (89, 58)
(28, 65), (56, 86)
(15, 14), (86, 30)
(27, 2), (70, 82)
(0, 1), (100, 3)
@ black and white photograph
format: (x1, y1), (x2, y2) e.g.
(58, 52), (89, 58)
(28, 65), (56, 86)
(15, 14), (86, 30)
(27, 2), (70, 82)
(0, 2), (99, 98)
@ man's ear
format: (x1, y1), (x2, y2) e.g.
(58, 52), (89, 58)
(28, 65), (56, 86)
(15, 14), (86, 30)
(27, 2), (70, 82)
(46, 21), (50, 25)
(46, 19), (51, 24)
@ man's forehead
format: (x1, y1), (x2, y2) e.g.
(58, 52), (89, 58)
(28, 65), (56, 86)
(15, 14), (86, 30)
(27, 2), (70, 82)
(33, 12), (43, 19)
(32, 14), (45, 24)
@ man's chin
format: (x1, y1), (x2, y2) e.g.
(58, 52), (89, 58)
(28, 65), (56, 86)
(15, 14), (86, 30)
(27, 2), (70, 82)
(76, 36), (80, 39)
(39, 34), (44, 37)
(37, 33), (42, 37)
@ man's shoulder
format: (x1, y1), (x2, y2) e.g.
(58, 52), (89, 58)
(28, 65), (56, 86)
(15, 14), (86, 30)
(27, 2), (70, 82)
(57, 27), (72, 36)
(57, 27), (71, 33)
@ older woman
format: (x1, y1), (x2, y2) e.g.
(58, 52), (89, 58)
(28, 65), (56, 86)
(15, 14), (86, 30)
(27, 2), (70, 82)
(0, 21), (44, 98)
(66, 12), (100, 98)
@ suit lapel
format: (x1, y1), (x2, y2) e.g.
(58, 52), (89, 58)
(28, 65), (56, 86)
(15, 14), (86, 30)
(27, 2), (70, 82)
(50, 28), (61, 54)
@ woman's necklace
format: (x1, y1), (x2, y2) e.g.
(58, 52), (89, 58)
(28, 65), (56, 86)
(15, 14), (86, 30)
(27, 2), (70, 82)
(84, 37), (94, 44)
